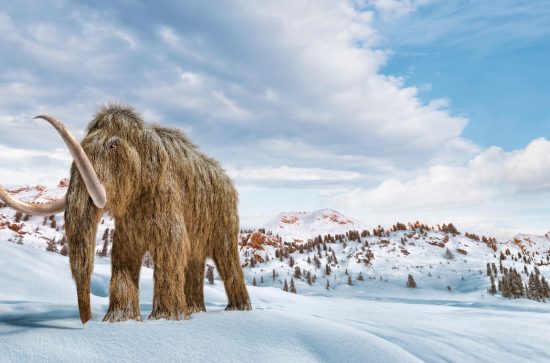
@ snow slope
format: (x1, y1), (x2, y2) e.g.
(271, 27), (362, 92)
(2, 186), (550, 361)
(2, 241), (550, 362)
(0, 242), (418, 363)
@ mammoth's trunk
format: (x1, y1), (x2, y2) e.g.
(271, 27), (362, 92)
(65, 165), (102, 324)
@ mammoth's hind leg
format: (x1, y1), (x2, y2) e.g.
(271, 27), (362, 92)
(185, 257), (206, 314)
(103, 235), (145, 322)
(213, 236), (252, 311)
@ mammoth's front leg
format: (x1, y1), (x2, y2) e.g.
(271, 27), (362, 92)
(149, 227), (189, 321)
(103, 230), (144, 322)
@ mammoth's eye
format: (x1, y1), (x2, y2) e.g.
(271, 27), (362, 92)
(107, 137), (121, 153)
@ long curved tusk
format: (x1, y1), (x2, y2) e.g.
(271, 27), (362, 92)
(34, 115), (107, 209)
(0, 186), (66, 215)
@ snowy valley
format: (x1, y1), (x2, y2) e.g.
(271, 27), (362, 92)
(1, 183), (550, 362)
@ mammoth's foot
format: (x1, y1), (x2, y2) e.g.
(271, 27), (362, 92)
(186, 302), (206, 315)
(148, 305), (188, 321)
(102, 306), (142, 323)
(149, 302), (189, 320)
(225, 301), (252, 311)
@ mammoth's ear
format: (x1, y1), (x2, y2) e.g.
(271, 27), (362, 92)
(141, 130), (168, 184)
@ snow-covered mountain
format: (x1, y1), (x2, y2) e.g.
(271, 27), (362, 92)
(262, 209), (368, 242)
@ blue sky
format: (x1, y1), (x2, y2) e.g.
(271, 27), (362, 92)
(377, 0), (550, 149)
(0, 0), (549, 237)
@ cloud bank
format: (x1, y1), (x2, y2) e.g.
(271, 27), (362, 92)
(0, 0), (547, 237)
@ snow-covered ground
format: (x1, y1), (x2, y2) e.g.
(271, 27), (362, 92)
(1, 241), (550, 363)
(2, 186), (550, 362)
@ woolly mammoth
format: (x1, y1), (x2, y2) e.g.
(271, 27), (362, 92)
(0, 105), (251, 323)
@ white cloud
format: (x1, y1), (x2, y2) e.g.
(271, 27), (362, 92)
(338, 139), (550, 209)
(0, 1), (547, 237)
(0, 144), (71, 186)
(502, 138), (550, 191)
(1, 2), (471, 170)
(0, 144), (71, 163)
(328, 138), (550, 237)
(227, 166), (362, 182)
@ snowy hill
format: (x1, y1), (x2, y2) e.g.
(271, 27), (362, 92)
(1, 185), (549, 296)
(2, 186), (550, 361)
(2, 230), (550, 362)
(262, 209), (368, 242)
(241, 225), (549, 297)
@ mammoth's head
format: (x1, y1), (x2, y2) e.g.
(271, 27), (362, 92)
(76, 106), (154, 215)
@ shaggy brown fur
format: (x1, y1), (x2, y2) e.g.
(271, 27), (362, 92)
(65, 104), (251, 323)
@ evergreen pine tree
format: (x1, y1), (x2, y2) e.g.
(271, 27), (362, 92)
(541, 276), (550, 299)
(511, 268), (524, 298)
(528, 274), (539, 301)
(98, 238), (109, 257)
(294, 266), (301, 279)
(206, 265), (215, 285)
(325, 263), (331, 276)
(283, 279), (289, 292)
(406, 274), (417, 288)
(290, 278), (297, 294)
